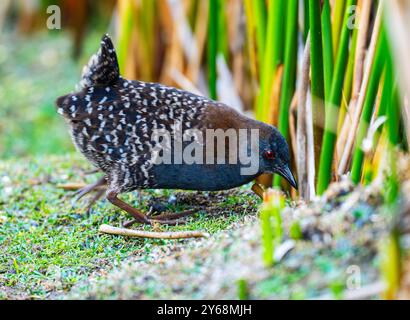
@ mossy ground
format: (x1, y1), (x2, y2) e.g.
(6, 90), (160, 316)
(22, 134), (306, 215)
(0, 154), (390, 300)
(0, 155), (259, 299)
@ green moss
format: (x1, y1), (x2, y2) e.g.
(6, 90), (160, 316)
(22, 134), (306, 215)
(0, 154), (258, 299)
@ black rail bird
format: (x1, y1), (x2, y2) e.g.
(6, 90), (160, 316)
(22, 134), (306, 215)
(56, 34), (297, 225)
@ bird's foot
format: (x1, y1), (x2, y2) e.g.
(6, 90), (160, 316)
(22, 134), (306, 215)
(149, 209), (196, 221)
(70, 177), (107, 212)
(72, 177), (106, 201)
(123, 210), (196, 228)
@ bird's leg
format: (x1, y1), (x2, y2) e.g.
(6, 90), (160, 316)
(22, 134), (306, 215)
(84, 168), (100, 175)
(106, 190), (196, 227)
(106, 190), (152, 224)
(251, 183), (265, 200)
(106, 190), (186, 226)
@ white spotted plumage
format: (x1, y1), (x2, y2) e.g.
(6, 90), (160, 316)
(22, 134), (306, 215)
(56, 34), (214, 193)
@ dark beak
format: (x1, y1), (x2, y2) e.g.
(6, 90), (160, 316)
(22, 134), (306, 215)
(277, 165), (298, 190)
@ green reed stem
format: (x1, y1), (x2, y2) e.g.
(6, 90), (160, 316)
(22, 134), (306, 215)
(309, 0), (326, 150)
(322, 0), (334, 101)
(317, 0), (356, 194)
(303, 0), (310, 41)
(117, 0), (134, 73)
(256, 0), (286, 122)
(208, 0), (218, 99)
(253, 0), (267, 68)
(218, 0), (228, 60)
(332, 0), (346, 58)
(274, 0), (298, 187)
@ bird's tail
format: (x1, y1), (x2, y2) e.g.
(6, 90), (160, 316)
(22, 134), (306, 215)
(78, 34), (120, 89)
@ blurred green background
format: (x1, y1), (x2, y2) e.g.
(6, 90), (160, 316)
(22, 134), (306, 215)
(1, 33), (83, 158)
(0, 1), (114, 158)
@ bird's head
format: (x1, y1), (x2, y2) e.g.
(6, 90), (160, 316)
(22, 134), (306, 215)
(259, 126), (298, 189)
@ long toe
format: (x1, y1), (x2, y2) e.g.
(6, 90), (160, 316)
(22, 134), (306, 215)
(150, 218), (186, 226)
(71, 177), (107, 205)
(149, 209), (196, 221)
(84, 189), (106, 213)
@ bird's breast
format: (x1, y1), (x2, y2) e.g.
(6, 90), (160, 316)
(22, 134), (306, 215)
(150, 163), (258, 191)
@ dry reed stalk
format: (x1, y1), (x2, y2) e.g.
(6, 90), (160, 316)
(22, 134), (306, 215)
(268, 65), (284, 126)
(244, 0), (259, 84)
(128, 29), (140, 80)
(352, 0), (372, 101)
(228, 0), (246, 105)
(186, 0), (209, 83)
(289, 92), (298, 166)
(159, 3), (177, 84)
(296, 36), (311, 200)
(233, 52), (245, 104)
(160, 2), (185, 87)
(170, 69), (203, 95)
(306, 91), (316, 199)
(337, 4), (383, 175)
(217, 54), (244, 112)
(370, 82), (384, 127)
(336, 0), (372, 166)
(167, 0), (197, 65)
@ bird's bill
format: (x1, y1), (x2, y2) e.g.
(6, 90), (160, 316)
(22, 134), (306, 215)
(277, 165), (298, 190)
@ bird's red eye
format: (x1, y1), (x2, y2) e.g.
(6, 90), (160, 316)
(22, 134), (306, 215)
(264, 150), (275, 160)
